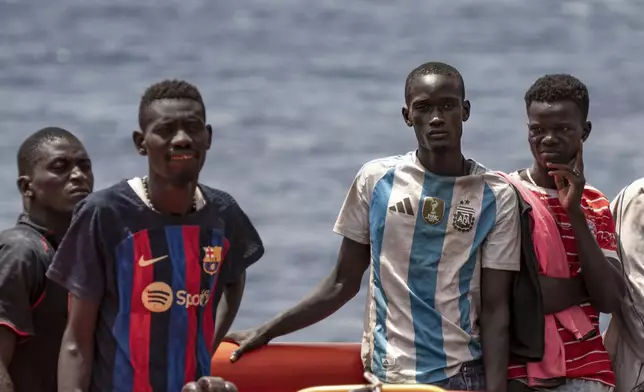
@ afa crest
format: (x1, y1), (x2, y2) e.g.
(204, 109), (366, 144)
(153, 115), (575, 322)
(453, 199), (476, 232)
(203, 246), (222, 275)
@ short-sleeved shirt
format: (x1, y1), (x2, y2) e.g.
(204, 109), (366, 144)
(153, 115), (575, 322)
(507, 171), (616, 387)
(333, 151), (521, 384)
(46, 178), (264, 392)
(0, 214), (67, 392)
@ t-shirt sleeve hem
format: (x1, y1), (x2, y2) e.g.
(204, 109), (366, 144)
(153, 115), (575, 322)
(333, 224), (369, 245)
(0, 319), (33, 337)
(46, 268), (102, 302)
(482, 262), (521, 272)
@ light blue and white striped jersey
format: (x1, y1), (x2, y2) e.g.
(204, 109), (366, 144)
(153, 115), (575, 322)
(333, 151), (521, 384)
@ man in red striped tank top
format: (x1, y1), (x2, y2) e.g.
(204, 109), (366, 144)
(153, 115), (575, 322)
(508, 74), (625, 392)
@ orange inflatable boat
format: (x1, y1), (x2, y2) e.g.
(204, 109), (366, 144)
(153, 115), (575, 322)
(211, 342), (454, 392)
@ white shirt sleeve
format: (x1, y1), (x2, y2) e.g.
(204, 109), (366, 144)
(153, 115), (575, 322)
(333, 167), (372, 245)
(481, 182), (521, 271)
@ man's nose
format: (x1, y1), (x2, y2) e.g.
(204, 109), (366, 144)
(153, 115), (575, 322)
(171, 129), (193, 148)
(429, 111), (445, 127)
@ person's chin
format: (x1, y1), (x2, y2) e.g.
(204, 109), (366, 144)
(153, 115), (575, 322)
(169, 169), (198, 187)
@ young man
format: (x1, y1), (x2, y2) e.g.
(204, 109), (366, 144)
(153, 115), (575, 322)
(46, 80), (265, 392)
(508, 74), (624, 391)
(604, 179), (644, 392)
(0, 127), (94, 392)
(226, 62), (521, 392)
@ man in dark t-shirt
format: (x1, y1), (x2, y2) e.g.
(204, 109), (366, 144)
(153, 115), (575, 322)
(47, 80), (264, 392)
(0, 127), (94, 392)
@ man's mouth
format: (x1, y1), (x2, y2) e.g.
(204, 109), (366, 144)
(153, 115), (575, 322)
(169, 153), (196, 161)
(68, 187), (90, 196)
(426, 129), (449, 139)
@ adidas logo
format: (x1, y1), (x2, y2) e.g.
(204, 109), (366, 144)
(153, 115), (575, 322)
(389, 197), (414, 216)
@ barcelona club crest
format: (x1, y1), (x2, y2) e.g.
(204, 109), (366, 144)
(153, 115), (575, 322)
(203, 246), (222, 275)
(422, 197), (445, 225)
(453, 199), (476, 232)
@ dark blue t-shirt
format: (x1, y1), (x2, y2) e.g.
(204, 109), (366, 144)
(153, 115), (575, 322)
(47, 179), (264, 392)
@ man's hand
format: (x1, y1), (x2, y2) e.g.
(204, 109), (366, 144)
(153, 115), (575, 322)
(547, 141), (585, 214)
(225, 328), (270, 363)
(182, 377), (237, 392)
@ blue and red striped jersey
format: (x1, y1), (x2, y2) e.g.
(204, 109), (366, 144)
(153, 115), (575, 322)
(47, 178), (264, 392)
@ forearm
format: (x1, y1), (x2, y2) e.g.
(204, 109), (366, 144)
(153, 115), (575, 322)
(480, 305), (510, 392)
(58, 333), (94, 392)
(539, 275), (590, 314)
(568, 210), (624, 312)
(0, 364), (13, 392)
(213, 274), (246, 352)
(262, 271), (359, 340)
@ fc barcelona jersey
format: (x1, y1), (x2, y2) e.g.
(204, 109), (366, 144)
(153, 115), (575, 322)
(47, 178), (264, 392)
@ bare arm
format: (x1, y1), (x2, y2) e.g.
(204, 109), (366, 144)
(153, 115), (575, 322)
(480, 268), (514, 392)
(0, 327), (16, 392)
(547, 149), (625, 313)
(58, 296), (100, 392)
(260, 237), (370, 340)
(539, 275), (590, 314)
(568, 209), (625, 313)
(212, 272), (246, 352)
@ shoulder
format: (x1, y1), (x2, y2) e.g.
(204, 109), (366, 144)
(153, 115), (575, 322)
(582, 183), (611, 210)
(481, 171), (519, 203)
(198, 184), (240, 212)
(73, 181), (132, 216)
(354, 153), (413, 189)
(612, 178), (644, 211)
(0, 227), (47, 273)
(80, 181), (129, 208)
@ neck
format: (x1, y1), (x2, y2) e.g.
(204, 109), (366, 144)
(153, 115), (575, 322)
(527, 162), (556, 189)
(147, 172), (197, 215)
(24, 203), (71, 242)
(417, 147), (467, 177)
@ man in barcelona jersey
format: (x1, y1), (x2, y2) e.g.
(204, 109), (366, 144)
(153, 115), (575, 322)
(226, 62), (521, 392)
(47, 80), (264, 392)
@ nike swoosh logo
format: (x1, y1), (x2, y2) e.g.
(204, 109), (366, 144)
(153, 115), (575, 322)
(138, 255), (169, 267)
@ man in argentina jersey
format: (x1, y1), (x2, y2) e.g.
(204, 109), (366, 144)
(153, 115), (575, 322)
(225, 62), (520, 392)
(46, 80), (263, 392)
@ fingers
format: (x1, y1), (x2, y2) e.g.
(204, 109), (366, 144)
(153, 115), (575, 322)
(197, 376), (224, 391)
(546, 163), (584, 179)
(551, 173), (567, 191)
(229, 346), (244, 363)
(182, 382), (198, 392)
(548, 169), (578, 181)
(184, 377), (237, 392)
(222, 332), (239, 344)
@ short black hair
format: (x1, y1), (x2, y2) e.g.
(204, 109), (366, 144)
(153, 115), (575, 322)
(17, 127), (80, 176)
(404, 62), (465, 103)
(138, 79), (206, 130)
(524, 74), (590, 120)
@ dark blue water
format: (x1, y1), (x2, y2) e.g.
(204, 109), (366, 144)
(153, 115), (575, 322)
(2, 0), (641, 340)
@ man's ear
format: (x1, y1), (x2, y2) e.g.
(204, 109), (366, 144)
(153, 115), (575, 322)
(462, 100), (471, 122)
(17, 176), (33, 197)
(582, 121), (592, 141)
(206, 125), (213, 150)
(132, 130), (147, 155)
(402, 107), (412, 127)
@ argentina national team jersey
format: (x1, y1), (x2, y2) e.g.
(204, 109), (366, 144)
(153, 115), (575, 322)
(333, 151), (521, 384)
